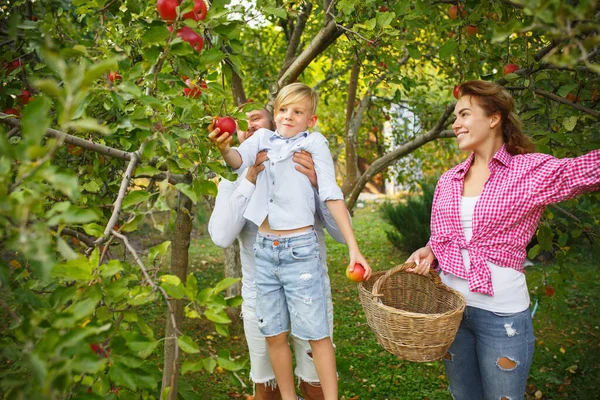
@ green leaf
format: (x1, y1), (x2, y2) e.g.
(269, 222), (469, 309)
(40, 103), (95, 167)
(562, 116), (578, 132)
(175, 183), (198, 204)
(144, 25), (170, 45)
(185, 273), (197, 302)
(226, 295), (243, 308)
(181, 360), (204, 375)
(439, 39), (457, 59)
(109, 363), (138, 390)
(217, 350), (247, 371)
(262, 7), (287, 19)
(204, 309), (231, 324)
(20, 96), (52, 147)
(406, 45), (421, 59)
(213, 277), (241, 294)
(52, 257), (94, 281)
(99, 259), (124, 278)
(83, 223), (104, 237)
(160, 274), (186, 299)
(122, 190), (151, 208)
(203, 357), (217, 373)
(123, 333), (158, 359)
(178, 335), (200, 354)
(83, 58), (119, 88)
(557, 84), (579, 97)
(193, 178), (218, 197)
(215, 324), (229, 337)
(64, 118), (110, 134)
(147, 241), (171, 264)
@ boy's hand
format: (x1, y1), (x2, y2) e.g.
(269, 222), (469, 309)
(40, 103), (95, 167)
(208, 126), (233, 152)
(246, 150), (268, 184)
(348, 250), (372, 280)
(293, 150), (318, 189)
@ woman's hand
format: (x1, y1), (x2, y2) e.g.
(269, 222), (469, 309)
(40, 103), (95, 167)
(245, 150), (268, 184)
(405, 246), (436, 275)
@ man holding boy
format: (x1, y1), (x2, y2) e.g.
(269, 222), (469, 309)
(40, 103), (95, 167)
(210, 83), (371, 400)
(208, 106), (344, 399)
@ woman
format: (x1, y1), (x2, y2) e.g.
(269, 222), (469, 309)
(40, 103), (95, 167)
(406, 80), (599, 399)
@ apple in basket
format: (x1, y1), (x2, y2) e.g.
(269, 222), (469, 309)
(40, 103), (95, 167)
(346, 263), (366, 282)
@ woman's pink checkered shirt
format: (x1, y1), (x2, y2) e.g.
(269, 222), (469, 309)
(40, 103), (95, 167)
(429, 145), (600, 296)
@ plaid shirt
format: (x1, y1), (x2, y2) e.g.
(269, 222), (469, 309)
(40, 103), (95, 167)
(429, 145), (600, 296)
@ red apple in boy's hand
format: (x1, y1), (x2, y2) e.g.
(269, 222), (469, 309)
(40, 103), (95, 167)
(346, 263), (366, 282)
(215, 116), (237, 136)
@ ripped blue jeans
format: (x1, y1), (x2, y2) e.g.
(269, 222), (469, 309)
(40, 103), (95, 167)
(443, 306), (535, 400)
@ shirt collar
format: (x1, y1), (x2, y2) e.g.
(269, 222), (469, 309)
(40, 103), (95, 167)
(452, 144), (512, 180)
(269, 129), (309, 142)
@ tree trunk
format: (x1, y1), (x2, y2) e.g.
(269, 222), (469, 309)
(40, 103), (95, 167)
(160, 193), (193, 400)
(341, 59), (361, 196)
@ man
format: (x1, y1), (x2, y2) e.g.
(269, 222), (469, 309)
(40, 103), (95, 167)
(208, 108), (345, 400)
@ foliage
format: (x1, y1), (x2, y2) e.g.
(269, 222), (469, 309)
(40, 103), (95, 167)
(380, 182), (435, 253)
(0, 0), (599, 398)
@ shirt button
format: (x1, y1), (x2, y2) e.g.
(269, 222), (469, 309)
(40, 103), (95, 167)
(271, 162), (275, 166)
(270, 199), (274, 203)
(286, 140), (289, 144)
(272, 181), (275, 185)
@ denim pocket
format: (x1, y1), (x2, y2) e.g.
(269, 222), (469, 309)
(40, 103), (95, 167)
(290, 241), (317, 260)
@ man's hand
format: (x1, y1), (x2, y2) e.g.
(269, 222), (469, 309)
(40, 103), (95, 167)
(208, 124), (233, 153)
(246, 150), (268, 184)
(293, 150), (318, 189)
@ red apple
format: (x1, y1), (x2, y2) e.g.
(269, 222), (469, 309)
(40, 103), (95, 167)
(466, 25), (478, 36)
(18, 90), (32, 104)
(503, 63), (519, 75)
(108, 71), (122, 82)
(68, 144), (83, 156)
(448, 4), (465, 20)
(591, 89), (597, 101)
(453, 84), (461, 99)
(183, 78), (205, 98)
(177, 26), (204, 52)
(215, 116), (237, 136)
(346, 263), (366, 282)
(379, 6), (388, 12)
(183, 0), (208, 21)
(545, 285), (555, 297)
(156, 0), (179, 22)
(377, 61), (388, 70)
(3, 108), (20, 117)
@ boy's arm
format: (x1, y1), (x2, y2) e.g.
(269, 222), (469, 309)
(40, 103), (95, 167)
(208, 127), (264, 171)
(326, 199), (371, 279)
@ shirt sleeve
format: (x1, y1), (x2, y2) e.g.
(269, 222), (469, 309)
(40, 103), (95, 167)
(314, 188), (346, 244)
(307, 132), (344, 202)
(530, 150), (600, 206)
(208, 172), (255, 247)
(231, 129), (264, 174)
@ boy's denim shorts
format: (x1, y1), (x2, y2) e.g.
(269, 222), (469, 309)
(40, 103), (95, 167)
(254, 229), (330, 341)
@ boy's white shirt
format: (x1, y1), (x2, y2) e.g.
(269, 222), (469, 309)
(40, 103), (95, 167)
(231, 128), (344, 230)
(208, 168), (346, 309)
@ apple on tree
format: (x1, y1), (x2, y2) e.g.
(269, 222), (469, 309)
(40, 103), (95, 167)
(183, 0), (208, 21)
(183, 78), (207, 98)
(466, 25), (478, 36)
(453, 84), (461, 99)
(108, 71), (122, 82)
(503, 64), (519, 75)
(448, 4), (465, 20)
(346, 263), (366, 282)
(177, 26), (204, 52)
(156, 0), (207, 22)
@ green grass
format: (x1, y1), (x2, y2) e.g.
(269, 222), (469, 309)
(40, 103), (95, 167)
(181, 203), (599, 400)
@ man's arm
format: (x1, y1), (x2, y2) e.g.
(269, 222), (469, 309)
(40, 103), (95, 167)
(208, 151), (269, 247)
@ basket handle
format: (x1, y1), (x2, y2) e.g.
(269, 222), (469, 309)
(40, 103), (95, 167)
(371, 262), (443, 298)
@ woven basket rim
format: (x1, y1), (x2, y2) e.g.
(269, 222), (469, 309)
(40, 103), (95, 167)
(357, 268), (466, 317)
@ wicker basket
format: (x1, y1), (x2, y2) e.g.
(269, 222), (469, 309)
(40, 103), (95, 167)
(357, 262), (466, 362)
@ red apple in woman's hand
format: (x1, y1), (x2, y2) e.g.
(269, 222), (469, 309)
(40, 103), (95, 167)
(346, 263), (366, 282)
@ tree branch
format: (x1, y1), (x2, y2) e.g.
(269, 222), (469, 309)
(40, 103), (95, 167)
(278, 2), (313, 79)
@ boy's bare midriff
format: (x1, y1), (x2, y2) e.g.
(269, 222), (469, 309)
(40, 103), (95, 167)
(258, 216), (313, 235)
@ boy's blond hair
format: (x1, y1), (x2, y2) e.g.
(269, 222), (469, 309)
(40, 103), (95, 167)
(273, 83), (318, 116)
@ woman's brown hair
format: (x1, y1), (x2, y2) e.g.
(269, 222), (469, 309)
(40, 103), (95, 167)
(458, 80), (536, 154)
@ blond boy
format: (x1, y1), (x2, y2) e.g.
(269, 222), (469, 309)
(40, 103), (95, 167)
(211, 83), (371, 400)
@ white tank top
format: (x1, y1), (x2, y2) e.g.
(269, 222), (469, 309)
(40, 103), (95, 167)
(440, 196), (530, 313)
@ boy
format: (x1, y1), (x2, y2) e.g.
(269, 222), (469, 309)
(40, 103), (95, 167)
(211, 83), (371, 400)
